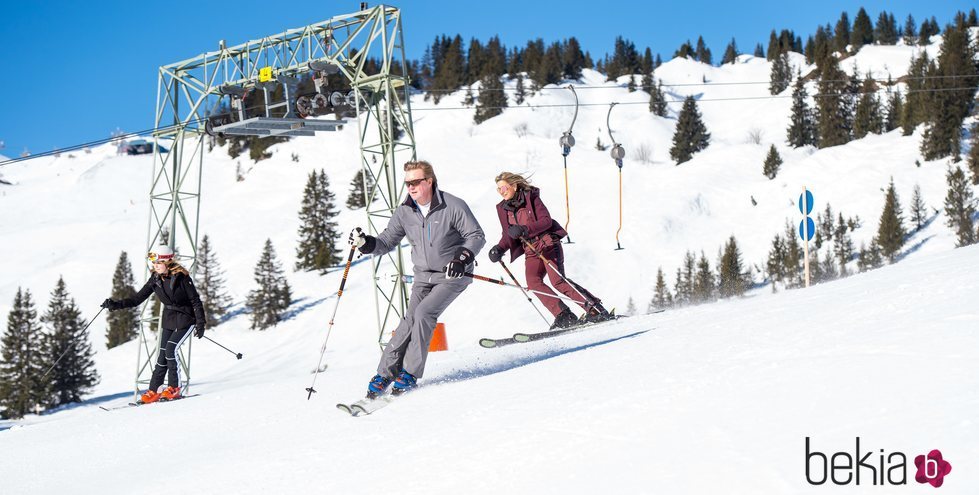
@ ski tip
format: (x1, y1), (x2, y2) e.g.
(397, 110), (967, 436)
(478, 338), (498, 348)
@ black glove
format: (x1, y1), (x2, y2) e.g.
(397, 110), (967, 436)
(348, 227), (377, 254)
(444, 247), (474, 279)
(194, 321), (206, 339)
(507, 224), (529, 240)
(488, 245), (504, 263)
(101, 298), (121, 311)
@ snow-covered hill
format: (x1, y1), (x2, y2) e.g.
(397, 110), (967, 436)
(1, 32), (977, 493)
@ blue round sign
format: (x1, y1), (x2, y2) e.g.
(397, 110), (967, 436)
(798, 190), (814, 215)
(799, 217), (815, 241)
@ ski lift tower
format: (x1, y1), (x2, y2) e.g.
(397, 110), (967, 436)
(136, 4), (415, 397)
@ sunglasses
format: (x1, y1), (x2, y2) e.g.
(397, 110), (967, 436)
(405, 177), (429, 187)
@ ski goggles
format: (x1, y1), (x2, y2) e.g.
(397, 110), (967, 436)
(147, 251), (174, 263)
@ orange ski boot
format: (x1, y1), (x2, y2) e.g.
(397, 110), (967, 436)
(161, 386), (182, 401)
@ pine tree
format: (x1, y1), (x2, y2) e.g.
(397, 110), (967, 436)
(669, 96), (711, 164)
(0, 289), (48, 419)
(753, 43), (765, 58)
(786, 72), (817, 147)
(763, 144), (783, 179)
(875, 179), (907, 262)
(625, 297), (637, 316)
(247, 239), (292, 330)
(691, 252), (715, 304)
(910, 184), (928, 231)
(902, 14), (917, 45)
(857, 240), (884, 271)
(920, 25), (979, 160)
(834, 12), (852, 53)
(674, 251), (696, 306)
(852, 75), (884, 138)
(674, 40), (694, 60)
(562, 37), (586, 80)
(900, 52), (930, 135)
(105, 251), (139, 349)
(721, 38), (739, 65)
(648, 79), (668, 117)
(41, 277), (99, 407)
(295, 170), (341, 272)
(431, 35), (465, 103)
(766, 233), (786, 291)
(814, 203), (834, 251)
(819, 248), (839, 283)
(694, 36), (712, 65)
(850, 8), (874, 51)
(474, 74), (508, 124)
(816, 56), (852, 148)
(918, 17), (940, 45)
(943, 166), (978, 247)
(833, 213), (854, 275)
(874, 12), (898, 45)
(783, 222), (804, 287)
(884, 84), (903, 132)
(514, 74), (527, 105)
(530, 42), (563, 87)
(968, 123), (979, 185)
(196, 235), (231, 327)
(769, 51), (792, 95)
(718, 236), (748, 298)
(346, 169), (375, 209)
(650, 267), (673, 312)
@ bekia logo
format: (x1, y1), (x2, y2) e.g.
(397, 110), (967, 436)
(805, 437), (953, 488)
(915, 450), (953, 488)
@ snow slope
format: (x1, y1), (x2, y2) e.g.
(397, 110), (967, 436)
(1, 243), (977, 493)
(1, 32), (978, 493)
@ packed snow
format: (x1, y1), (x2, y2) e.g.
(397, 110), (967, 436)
(1, 32), (977, 493)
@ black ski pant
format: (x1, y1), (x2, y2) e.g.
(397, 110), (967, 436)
(149, 325), (194, 391)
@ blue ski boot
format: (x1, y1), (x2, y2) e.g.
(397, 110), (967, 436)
(391, 370), (417, 396)
(366, 374), (392, 399)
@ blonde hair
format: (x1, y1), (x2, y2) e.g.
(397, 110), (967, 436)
(158, 260), (189, 278)
(405, 160), (438, 185)
(495, 171), (531, 191)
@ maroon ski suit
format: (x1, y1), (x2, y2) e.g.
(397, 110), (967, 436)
(493, 186), (599, 316)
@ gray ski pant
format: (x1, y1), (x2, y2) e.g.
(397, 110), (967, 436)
(377, 279), (467, 379)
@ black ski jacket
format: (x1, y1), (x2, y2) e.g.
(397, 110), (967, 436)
(119, 272), (206, 330)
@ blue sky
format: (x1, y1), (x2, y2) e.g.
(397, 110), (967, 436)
(0, 0), (974, 157)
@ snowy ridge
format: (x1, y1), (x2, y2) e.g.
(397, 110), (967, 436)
(0, 32), (977, 493)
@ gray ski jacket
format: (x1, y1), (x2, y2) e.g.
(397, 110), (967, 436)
(372, 187), (486, 284)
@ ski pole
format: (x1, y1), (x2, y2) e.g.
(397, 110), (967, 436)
(497, 260), (551, 327)
(518, 237), (601, 310)
(41, 307), (105, 380)
(306, 244), (357, 400)
(203, 335), (243, 360)
(463, 272), (583, 306)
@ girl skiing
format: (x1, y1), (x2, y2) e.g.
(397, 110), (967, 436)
(488, 172), (611, 329)
(102, 245), (206, 403)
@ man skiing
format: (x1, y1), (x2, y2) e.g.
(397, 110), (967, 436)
(349, 160), (485, 397)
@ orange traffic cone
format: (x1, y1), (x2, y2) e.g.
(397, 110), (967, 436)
(429, 323), (448, 352)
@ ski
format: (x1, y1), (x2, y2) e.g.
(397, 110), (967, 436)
(99, 394), (199, 411)
(336, 395), (395, 416)
(513, 315), (627, 343)
(478, 336), (521, 348)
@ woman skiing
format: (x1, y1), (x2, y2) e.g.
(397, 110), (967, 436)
(102, 245), (207, 403)
(488, 172), (611, 329)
